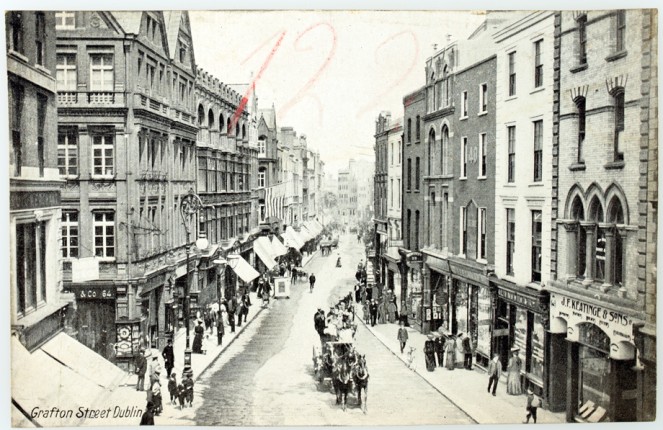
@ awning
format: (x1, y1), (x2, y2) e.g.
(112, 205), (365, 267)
(269, 236), (288, 256)
(254, 236), (278, 270)
(304, 220), (322, 237)
(228, 254), (260, 283)
(40, 332), (125, 389)
(283, 226), (305, 250)
(312, 219), (324, 233)
(11, 336), (108, 427)
(298, 225), (315, 242)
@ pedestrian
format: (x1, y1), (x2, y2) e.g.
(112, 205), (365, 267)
(204, 311), (213, 334)
(216, 315), (225, 346)
(192, 320), (204, 354)
(387, 299), (397, 323)
(524, 388), (541, 423)
(444, 336), (456, 370)
(291, 267), (298, 284)
(369, 299), (378, 327)
(183, 373), (195, 407)
(139, 401), (155, 425)
(241, 292), (251, 324)
(261, 280), (272, 307)
(397, 320), (409, 353)
(309, 273), (316, 293)
(354, 284), (361, 303)
(161, 339), (174, 379)
(151, 371), (162, 415)
(434, 334), (446, 367)
(507, 347), (523, 395)
(487, 353), (502, 396)
(148, 355), (162, 391)
(176, 382), (187, 409)
(134, 349), (147, 391)
(167, 372), (178, 405)
(424, 334), (437, 371)
(377, 299), (386, 324)
(462, 333), (473, 370)
(227, 295), (237, 333)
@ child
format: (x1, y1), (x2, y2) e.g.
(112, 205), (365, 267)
(524, 388), (541, 423)
(183, 373), (195, 407)
(176, 383), (187, 409)
(397, 321), (409, 354)
(167, 373), (178, 405)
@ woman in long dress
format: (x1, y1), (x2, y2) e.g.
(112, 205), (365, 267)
(424, 334), (437, 371)
(444, 336), (456, 370)
(387, 300), (397, 323)
(192, 320), (204, 354)
(506, 349), (523, 395)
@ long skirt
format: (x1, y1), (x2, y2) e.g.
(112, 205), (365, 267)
(425, 352), (436, 371)
(192, 334), (203, 353)
(445, 350), (456, 370)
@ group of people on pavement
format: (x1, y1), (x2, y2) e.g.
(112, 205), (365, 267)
(417, 331), (473, 372)
(136, 340), (196, 425)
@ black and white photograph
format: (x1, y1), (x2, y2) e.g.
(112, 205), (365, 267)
(3, 1), (659, 427)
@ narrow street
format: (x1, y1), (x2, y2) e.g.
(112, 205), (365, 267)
(184, 235), (474, 426)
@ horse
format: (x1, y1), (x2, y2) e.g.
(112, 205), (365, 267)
(353, 354), (369, 414)
(332, 356), (353, 411)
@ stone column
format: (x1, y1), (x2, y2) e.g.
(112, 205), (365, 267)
(562, 221), (578, 280)
(601, 224), (614, 291)
(581, 222), (595, 285)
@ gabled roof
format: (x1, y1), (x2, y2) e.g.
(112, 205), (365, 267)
(163, 11), (182, 59)
(111, 11), (143, 34)
(259, 107), (277, 130)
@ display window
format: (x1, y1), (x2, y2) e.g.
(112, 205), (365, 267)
(476, 286), (492, 356)
(530, 314), (545, 382)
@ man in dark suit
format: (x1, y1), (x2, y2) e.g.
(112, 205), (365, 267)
(227, 296), (237, 333)
(161, 339), (175, 378)
(369, 300), (378, 327)
(461, 333), (473, 370)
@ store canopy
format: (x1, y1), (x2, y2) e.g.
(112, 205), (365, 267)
(269, 235), (288, 256)
(254, 236), (279, 270)
(298, 225), (315, 242)
(228, 254), (260, 283)
(384, 246), (401, 263)
(11, 336), (108, 427)
(303, 220), (322, 237)
(40, 332), (125, 389)
(283, 226), (305, 250)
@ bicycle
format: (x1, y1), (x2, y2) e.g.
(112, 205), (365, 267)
(405, 346), (417, 371)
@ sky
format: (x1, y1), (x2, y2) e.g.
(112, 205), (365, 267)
(189, 11), (486, 174)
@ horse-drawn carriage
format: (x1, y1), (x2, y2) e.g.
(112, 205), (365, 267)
(312, 340), (368, 413)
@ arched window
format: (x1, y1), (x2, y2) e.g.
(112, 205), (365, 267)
(219, 113), (225, 133)
(428, 128), (436, 175)
(208, 109), (215, 130)
(258, 135), (267, 154)
(571, 195), (587, 278)
(197, 104), (205, 126)
(612, 88), (625, 161)
(407, 118), (412, 143)
(607, 197), (625, 286)
(227, 118), (232, 136)
(415, 115), (421, 141)
(441, 125), (449, 175)
(588, 196), (605, 282)
(242, 124), (246, 140)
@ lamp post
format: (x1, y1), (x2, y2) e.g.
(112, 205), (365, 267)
(213, 258), (227, 345)
(180, 188), (204, 377)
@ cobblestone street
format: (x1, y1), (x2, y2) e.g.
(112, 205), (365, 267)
(168, 235), (474, 426)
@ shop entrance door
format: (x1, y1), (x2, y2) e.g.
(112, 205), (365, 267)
(74, 300), (116, 360)
(494, 300), (515, 370)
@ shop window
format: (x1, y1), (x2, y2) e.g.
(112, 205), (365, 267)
(15, 221), (48, 315)
(578, 323), (611, 419)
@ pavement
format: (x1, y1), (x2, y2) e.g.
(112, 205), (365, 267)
(355, 306), (567, 424)
(80, 250), (320, 426)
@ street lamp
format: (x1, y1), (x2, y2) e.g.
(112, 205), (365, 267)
(213, 258), (228, 345)
(180, 188), (204, 377)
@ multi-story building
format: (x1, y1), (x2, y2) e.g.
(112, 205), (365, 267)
(374, 112), (390, 281)
(492, 10), (555, 399)
(549, 9), (657, 422)
(257, 105), (279, 225)
(337, 167), (353, 229)
(54, 11), (199, 360)
(194, 68), (259, 306)
(419, 15), (501, 369)
(354, 159), (375, 226)
(8, 11), (70, 351)
(399, 87), (427, 329)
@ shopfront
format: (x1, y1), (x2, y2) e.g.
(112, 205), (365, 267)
(403, 252), (423, 331)
(548, 291), (639, 422)
(383, 247), (402, 315)
(491, 280), (548, 398)
(69, 284), (117, 360)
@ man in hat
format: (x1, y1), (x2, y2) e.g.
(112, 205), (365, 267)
(161, 339), (175, 379)
(369, 299), (378, 327)
(487, 353), (502, 396)
(461, 333), (473, 370)
(134, 349), (148, 391)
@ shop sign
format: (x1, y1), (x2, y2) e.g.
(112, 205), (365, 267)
(497, 288), (539, 311)
(424, 305), (442, 321)
(550, 293), (634, 344)
(70, 285), (116, 300)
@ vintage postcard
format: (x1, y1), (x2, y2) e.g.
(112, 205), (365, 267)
(5, 5), (658, 427)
